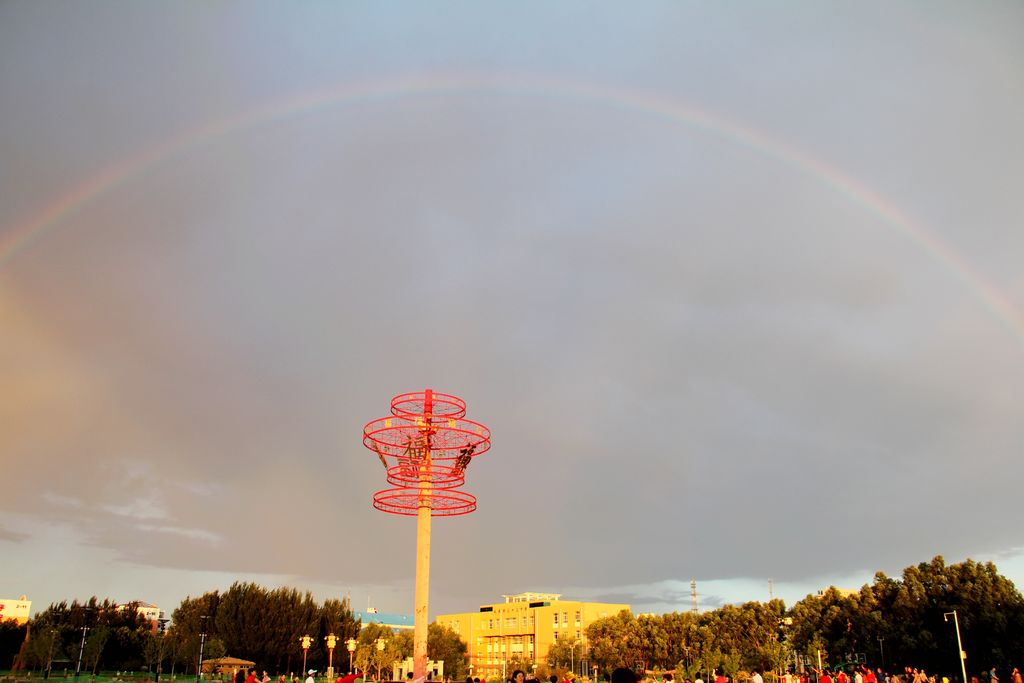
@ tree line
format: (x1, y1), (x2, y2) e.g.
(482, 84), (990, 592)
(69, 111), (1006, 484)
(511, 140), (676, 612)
(570, 557), (1024, 680)
(2, 583), (466, 680)
(3, 557), (1023, 681)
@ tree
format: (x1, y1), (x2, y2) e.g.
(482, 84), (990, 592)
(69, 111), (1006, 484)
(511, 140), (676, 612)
(0, 620), (27, 670)
(586, 610), (640, 672)
(547, 632), (580, 671)
(83, 626), (109, 678)
(171, 591), (221, 674)
(787, 556), (1024, 679)
(318, 598), (360, 673)
(354, 623), (401, 682)
(428, 622), (468, 679)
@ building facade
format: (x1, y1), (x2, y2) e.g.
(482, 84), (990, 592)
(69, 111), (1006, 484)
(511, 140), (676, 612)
(436, 593), (630, 680)
(0, 596), (31, 625)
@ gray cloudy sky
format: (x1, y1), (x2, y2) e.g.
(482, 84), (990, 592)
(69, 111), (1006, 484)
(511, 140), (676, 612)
(2, 2), (1023, 619)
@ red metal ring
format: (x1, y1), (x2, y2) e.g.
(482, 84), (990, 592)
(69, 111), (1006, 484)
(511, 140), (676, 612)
(372, 487), (477, 517)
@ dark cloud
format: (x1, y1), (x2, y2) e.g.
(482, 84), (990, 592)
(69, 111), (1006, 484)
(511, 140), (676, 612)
(1, 1), (1023, 616)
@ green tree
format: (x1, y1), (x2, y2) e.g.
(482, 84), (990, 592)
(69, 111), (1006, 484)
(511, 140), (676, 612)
(83, 626), (109, 677)
(216, 583), (273, 664)
(171, 591), (221, 674)
(660, 611), (701, 675)
(353, 623), (401, 682)
(586, 610), (640, 672)
(547, 632), (579, 670)
(428, 622), (469, 680)
(0, 620), (27, 670)
(507, 655), (533, 678)
(319, 598), (360, 673)
(787, 556), (1024, 679)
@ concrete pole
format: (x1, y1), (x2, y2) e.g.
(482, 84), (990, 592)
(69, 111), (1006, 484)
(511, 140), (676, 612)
(414, 490), (431, 680)
(951, 610), (967, 683)
(413, 390), (434, 682)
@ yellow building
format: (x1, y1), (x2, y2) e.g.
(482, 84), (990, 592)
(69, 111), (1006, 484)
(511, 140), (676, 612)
(0, 596), (31, 625)
(436, 592), (630, 680)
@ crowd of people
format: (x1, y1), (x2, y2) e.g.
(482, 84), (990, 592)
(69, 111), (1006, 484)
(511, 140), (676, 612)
(222, 664), (1023, 683)
(487, 664), (1024, 683)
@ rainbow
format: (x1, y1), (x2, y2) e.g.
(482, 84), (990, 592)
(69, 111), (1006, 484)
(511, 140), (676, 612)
(2, 72), (1020, 341)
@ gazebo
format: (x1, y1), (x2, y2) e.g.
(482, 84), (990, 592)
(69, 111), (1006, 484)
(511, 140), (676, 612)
(202, 657), (257, 675)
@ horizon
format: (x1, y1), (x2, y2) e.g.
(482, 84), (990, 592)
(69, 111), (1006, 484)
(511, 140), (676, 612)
(15, 551), (1024, 622)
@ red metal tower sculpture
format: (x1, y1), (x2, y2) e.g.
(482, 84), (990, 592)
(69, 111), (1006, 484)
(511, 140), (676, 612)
(363, 389), (491, 681)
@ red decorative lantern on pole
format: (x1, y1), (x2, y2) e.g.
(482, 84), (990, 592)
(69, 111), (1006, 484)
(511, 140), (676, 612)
(326, 634), (337, 679)
(300, 635), (312, 677)
(364, 389), (491, 682)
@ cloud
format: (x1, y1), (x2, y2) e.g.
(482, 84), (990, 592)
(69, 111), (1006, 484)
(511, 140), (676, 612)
(0, 526), (29, 543)
(42, 493), (84, 509)
(135, 525), (222, 544)
(104, 500), (171, 522)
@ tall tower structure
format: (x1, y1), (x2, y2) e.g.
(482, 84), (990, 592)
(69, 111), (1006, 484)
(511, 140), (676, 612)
(363, 389), (491, 682)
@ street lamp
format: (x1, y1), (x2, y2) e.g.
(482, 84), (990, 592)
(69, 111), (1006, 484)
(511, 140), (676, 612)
(326, 634), (338, 679)
(347, 639), (357, 674)
(375, 638), (388, 683)
(301, 636), (313, 678)
(74, 624), (90, 682)
(877, 637), (884, 673)
(156, 618), (170, 683)
(571, 641), (580, 678)
(45, 627), (57, 680)
(196, 616), (210, 683)
(73, 605), (97, 683)
(943, 611), (967, 683)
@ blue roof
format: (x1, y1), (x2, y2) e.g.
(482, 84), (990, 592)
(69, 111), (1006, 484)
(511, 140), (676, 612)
(355, 611), (414, 629)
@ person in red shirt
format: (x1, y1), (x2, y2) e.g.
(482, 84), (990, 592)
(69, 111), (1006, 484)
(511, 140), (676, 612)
(819, 670), (834, 683)
(714, 669), (728, 683)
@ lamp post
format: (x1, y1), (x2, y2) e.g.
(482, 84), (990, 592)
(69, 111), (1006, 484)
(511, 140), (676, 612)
(347, 639), (357, 674)
(156, 618), (170, 683)
(571, 641), (579, 678)
(195, 616), (209, 683)
(44, 627), (57, 680)
(943, 611), (967, 683)
(877, 637), (884, 673)
(326, 634), (338, 679)
(301, 636), (313, 678)
(375, 638), (388, 683)
(74, 625), (90, 682)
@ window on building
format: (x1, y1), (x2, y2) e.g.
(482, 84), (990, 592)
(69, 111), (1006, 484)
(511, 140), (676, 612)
(575, 610), (581, 624)
(553, 613), (559, 626)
